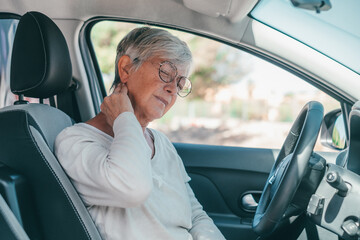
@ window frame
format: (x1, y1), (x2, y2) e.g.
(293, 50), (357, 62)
(0, 12), (21, 20)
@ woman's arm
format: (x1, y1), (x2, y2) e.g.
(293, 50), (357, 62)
(187, 183), (226, 240)
(55, 112), (153, 208)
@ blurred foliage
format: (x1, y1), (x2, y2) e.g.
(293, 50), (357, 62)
(279, 104), (294, 122)
(189, 66), (217, 100)
(332, 117), (346, 149)
(91, 22), (140, 91)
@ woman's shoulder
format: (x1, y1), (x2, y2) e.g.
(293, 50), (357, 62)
(56, 123), (111, 144)
(55, 123), (112, 157)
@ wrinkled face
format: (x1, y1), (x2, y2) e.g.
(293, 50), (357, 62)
(126, 57), (190, 125)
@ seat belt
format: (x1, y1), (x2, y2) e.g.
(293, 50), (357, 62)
(57, 78), (81, 123)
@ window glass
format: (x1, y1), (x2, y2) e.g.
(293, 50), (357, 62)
(91, 21), (341, 151)
(251, 0), (360, 74)
(0, 18), (18, 107)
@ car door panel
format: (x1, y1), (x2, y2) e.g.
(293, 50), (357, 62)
(175, 143), (340, 240)
(175, 143), (277, 240)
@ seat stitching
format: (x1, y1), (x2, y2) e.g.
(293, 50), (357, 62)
(27, 122), (93, 239)
(0, 107), (95, 238)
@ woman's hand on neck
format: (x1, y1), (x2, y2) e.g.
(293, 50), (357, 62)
(87, 111), (149, 137)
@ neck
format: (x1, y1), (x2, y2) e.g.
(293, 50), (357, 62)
(133, 111), (149, 133)
(86, 112), (149, 137)
(86, 112), (114, 137)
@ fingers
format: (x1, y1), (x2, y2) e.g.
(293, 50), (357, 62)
(119, 83), (128, 95)
(101, 82), (133, 127)
(113, 83), (122, 94)
(113, 83), (128, 95)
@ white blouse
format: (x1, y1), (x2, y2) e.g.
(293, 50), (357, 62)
(55, 112), (225, 240)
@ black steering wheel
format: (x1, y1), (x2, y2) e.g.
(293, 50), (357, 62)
(252, 101), (324, 236)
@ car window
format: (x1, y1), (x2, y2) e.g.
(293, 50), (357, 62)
(0, 18), (18, 108)
(90, 21), (341, 151)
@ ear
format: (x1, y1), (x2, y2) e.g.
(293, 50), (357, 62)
(117, 55), (132, 83)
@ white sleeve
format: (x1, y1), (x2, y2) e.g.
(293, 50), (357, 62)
(55, 112), (153, 208)
(170, 141), (225, 239)
(187, 183), (226, 240)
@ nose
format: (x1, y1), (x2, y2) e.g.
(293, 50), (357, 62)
(164, 80), (177, 95)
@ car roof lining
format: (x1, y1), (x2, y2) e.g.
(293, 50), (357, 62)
(1, 0), (259, 21)
(0, 0), (256, 43)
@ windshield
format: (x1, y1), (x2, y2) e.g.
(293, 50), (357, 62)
(251, 0), (360, 75)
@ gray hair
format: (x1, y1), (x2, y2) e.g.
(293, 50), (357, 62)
(112, 27), (192, 89)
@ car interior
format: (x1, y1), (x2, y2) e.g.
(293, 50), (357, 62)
(0, 0), (360, 240)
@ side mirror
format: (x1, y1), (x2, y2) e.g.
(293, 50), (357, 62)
(320, 109), (347, 150)
(291, 0), (332, 13)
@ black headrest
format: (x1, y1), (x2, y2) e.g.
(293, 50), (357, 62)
(10, 11), (72, 98)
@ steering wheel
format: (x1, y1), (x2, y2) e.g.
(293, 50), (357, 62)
(252, 101), (324, 236)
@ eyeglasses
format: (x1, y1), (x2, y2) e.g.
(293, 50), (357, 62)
(158, 61), (192, 97)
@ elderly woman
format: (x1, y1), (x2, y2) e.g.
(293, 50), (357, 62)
(55, 27), (225, 240)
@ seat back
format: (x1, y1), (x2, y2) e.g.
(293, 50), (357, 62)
(0, 11), (102, 239)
